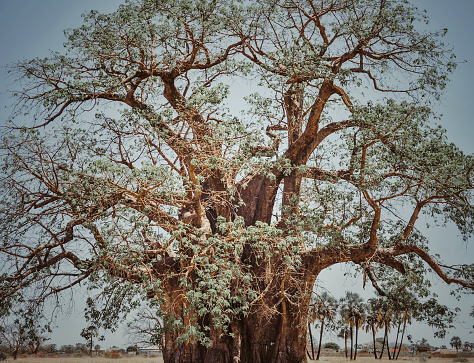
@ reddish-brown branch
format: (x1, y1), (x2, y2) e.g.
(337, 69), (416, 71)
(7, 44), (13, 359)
(392, 244), (473, 289)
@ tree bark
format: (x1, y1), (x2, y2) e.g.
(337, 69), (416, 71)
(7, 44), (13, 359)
(385, 326), (392, 360)
(239, 300), (308, 363)
(371, 324), (377, 358)
(378, 324), (387, 359)
(161, 269), (314, 363)
(354, 320), (359, 360)
(395, 320), (407, 360)
(344, 330), (348, 359)
(308, 322), (315, 360)
(162, 338), (204, 363)
(316, 318), (324, 360)
(350, 325), (354, 360)
(393, 322), (401, 360)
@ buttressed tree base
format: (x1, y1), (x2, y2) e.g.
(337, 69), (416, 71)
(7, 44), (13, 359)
(1, 0), (473, 362)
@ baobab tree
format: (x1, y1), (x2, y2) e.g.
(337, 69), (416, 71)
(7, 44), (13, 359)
(0, 0), (473, 362)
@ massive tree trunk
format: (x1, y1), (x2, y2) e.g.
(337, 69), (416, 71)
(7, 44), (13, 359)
(160, 255), (315, 363)
(240, 310), (308, 363)
(162, 340), (200, 363)
(236, 265), (314, 363)
(162, 319), (239, 363)
(162, 309), (310, 363)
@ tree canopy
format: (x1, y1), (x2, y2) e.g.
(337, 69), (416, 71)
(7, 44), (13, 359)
(0, 0), (473, 362)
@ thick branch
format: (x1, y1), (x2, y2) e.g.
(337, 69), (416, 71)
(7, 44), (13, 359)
(393, 245), (473, 289)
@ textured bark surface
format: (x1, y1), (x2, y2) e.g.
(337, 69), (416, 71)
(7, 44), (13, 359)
(160, 252), (315, 363)
(240, 312), (308, 363)
(164, 315), (309, 363)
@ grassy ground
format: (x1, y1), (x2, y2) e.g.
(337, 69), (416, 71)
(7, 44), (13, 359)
(3, 355), (472, 363)
(6, 357), (164, 363)
(7, 351), (474, 363)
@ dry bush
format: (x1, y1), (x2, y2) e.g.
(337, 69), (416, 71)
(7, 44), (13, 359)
(104, 351), (121, 359)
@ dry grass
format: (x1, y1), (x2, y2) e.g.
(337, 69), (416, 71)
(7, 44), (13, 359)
(312, 357), (473, 362)
(3, 356), (164, 363)
(3, 355), (472, 363)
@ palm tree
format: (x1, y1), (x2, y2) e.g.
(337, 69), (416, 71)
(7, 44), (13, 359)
(367, 296), (394, 359)
(307, 293), (317, 360)
(339, 292), (365, 360)
(377, 283), (424, 360)
(306, 320), (316, 360)
(365, 298), (384, 358)
(336, 322), (350, 359)
(382, 317), (392, 360)
(310, 292), (338, 360)
(390, 291), (417, 360)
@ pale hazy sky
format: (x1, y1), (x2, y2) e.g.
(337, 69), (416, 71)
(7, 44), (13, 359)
(0, 0), (473, 350)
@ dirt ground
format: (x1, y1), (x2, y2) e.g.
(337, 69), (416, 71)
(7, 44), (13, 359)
(3, 355), (473, 363)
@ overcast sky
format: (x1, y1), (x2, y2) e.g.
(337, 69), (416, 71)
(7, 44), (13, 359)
(0, 0), (472, 350)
